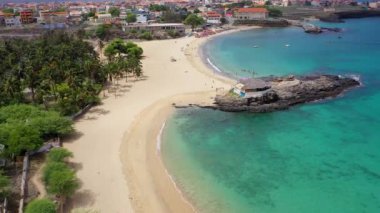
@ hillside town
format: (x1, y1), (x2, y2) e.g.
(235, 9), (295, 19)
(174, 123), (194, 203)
(1, 0), (379, 39)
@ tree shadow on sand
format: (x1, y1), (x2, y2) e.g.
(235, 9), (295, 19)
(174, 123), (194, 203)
(62, 132), (84, 144)
(65, 189), (97, 212)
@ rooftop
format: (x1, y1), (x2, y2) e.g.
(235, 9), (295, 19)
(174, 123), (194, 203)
(239, 78), (271, 90)
(205, 11), (222, 18)
(236, 8), (269, 13)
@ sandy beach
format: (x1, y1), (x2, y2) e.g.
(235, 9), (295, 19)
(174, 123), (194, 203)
(64, 27), (258, 212)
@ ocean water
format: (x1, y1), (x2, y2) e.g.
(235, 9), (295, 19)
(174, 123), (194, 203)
(162, 17), (380, 213)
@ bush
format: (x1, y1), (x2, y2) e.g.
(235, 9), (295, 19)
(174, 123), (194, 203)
(267, 7), (283, 17)
(25, 199), (56, 213)
(167, 30), (180, 38)
(0, 171), (10, 199)
(0, 123), (42, 156)
(95, 24), (111, 40)
(47, 169), (79, 196)
(47, 148), (73, 162)
(139, 31), (153, 40)
(0, 105), (73, 157)
(43, 162), (70, 185)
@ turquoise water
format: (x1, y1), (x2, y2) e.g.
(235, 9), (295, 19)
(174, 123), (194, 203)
(162, 18), (380, 213)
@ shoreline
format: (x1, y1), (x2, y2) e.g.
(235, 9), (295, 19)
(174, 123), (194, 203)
(122, 27), (259, 213)
(197, 26), (262, 81)
(63, 25), (256, 212)
(122, 93), (214, 213)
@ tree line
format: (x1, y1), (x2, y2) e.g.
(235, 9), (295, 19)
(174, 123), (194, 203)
(0, 31), (144, 212)
(0, 31), (144, 115)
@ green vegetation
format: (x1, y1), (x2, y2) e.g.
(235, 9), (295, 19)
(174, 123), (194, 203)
(126, 13), (137, 24)
(0, 31), (106, 115)
(184, 14), (205, 31)
(220, 17), (227, 25)
(0, 105), (73, 157)
(88, 11), (96, 18)
(0, 171), (10, 199)
(47, 148), (73, 162)
(104, 39), (143, 60)
(149, 4), (168, 12)
(267, 7), (283, 17)
(139, 31), (153, 40)
(43, 148), (78, 213)
(95, 24), (111, 40)
(161, 10), (186, 23)
(104, 39), (143, 79)
(54, 7), (66, 12)
(25, 198), (56, 213)
(108, 7), (120, 17)
(2, 8), (14, 14)
(193, 8), (201, 14)
(167, 29), (180, 38)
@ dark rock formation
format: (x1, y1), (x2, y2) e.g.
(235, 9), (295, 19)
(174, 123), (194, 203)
(233, 19), (290, 27)
(214, 75), (360, 113)
(318, 10), (380, 23)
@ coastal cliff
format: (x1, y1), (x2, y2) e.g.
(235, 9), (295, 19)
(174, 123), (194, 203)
(213, 75), (360, 112)
(318, 10), (380, 23)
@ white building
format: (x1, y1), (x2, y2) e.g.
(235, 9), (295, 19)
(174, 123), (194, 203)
(204, 11), (222, 24)
(136, 14), (148, 23)
(96, 13), (112, 23)
(369, 2), (379, 8)
(233, 79), (271, 97)
(234, 8), (269, 20)
(282, 0), (290, 6)
(5, 16), (21, 27)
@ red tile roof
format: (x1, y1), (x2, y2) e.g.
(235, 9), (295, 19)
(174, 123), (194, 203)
(236, 8), (268, 13)
(205, 11), (222, 18)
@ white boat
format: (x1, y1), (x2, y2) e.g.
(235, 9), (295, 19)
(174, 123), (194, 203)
(253, 45), (259, 48)
(285, 44), (290, 47)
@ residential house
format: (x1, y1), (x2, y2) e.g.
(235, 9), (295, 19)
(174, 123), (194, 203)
(136, 14), (148, 23)
(39, 11), (68, 24)
(5, 15), (21, 27)
(120, 6), (127, 19)
(134, 10), (148, 24)
(96, 13), (113, 23)
(234, 8), (269, 20)
(204, 11), (222, 24)
(20, 9), (34, 24)
(68, 10), (82, 24)
(97, 6), (107, 14)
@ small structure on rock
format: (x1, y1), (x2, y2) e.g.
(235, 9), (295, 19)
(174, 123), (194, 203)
(233, 78), (271, 97)
(217, 75), (360, 113)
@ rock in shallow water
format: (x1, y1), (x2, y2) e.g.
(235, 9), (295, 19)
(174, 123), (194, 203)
(214, 75), (360, 113)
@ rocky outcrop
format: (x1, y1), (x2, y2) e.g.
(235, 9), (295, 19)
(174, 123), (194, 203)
(318, 10), (380, 23)
(233, 19), (290, 27)
(214, 75), (360, 113)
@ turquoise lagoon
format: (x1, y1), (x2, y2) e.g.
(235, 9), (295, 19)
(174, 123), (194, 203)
(162, 18), (380, 213)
